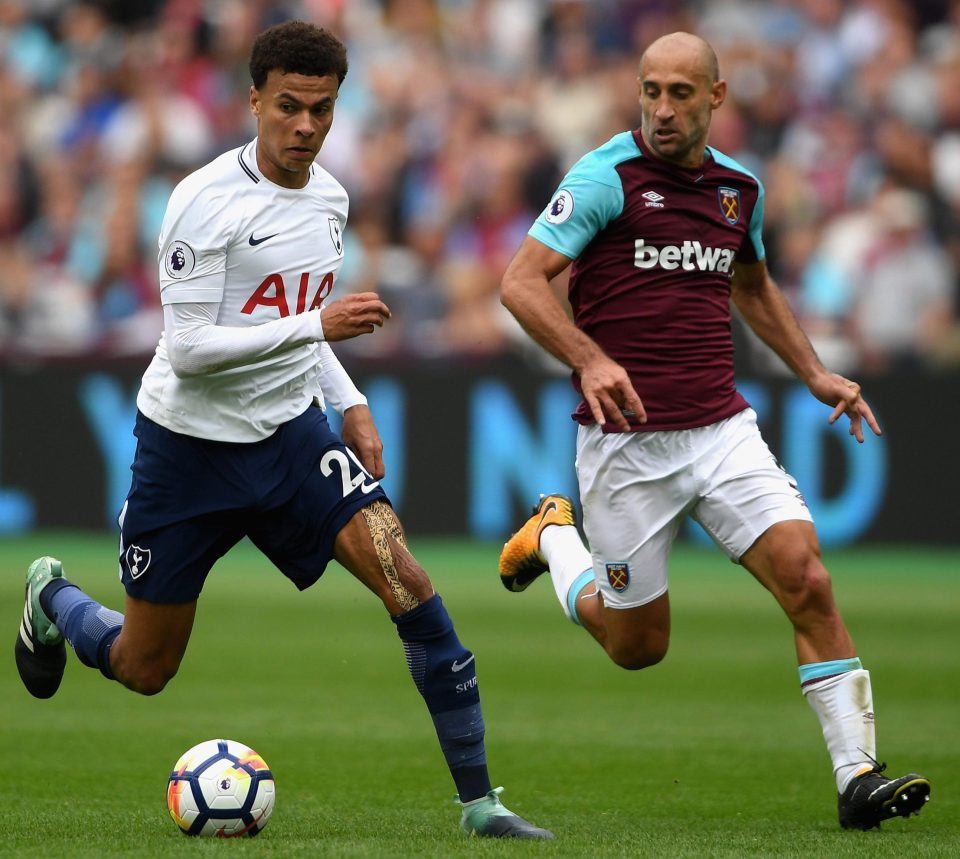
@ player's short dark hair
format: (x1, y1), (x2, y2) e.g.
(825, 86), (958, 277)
(249, 20), (348, 90)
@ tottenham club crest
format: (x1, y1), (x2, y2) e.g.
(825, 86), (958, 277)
(718, 187), (741, 225)
(544, 189), (574, 224)
(163, 239), (196, 279)
(606, 562), (630, 593)
(328, 217), (343, 255)
(125, 544), (151, 579)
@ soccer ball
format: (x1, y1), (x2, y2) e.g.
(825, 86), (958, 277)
(166, 739), (276, 837)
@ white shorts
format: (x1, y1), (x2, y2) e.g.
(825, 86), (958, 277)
(575, 408), (813, 610)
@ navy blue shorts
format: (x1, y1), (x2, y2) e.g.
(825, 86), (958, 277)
(117, 407), (389, 603)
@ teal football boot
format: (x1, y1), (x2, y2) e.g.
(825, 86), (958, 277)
(15, 556), (67, 698)
(458, 787), (553, 839)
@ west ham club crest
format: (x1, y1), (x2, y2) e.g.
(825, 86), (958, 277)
(606, 562), (630, 592)
(718, 187), (740, 225)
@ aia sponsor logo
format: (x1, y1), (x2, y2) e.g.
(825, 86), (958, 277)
(242, 272), (334, 316)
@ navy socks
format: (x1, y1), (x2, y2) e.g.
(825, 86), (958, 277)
(41, 578), (122, 680)
(392, 594), (491, 801)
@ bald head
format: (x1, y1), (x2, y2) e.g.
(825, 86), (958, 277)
(636, 31), (725, 168)
(640, 32), (719, 85)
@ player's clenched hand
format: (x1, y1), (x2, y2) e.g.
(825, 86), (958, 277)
(319, 293), (391, 341)
(580, 354), (647, 432)
(340, 404), (385, 479)
(809, 371), (882, 443)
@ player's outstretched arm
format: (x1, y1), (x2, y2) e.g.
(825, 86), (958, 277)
(164, 293), (389, 379)
(501, 237), (645, 430)
(731, 260), (881, 442)
(165, 301), (329, 377)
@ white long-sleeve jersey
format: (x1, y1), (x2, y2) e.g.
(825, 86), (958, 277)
(137, 139), (365, 442)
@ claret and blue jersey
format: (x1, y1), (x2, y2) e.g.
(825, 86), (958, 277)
(531, 128), (765, 431)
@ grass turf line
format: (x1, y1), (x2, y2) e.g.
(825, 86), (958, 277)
(1, 533), (957, 857)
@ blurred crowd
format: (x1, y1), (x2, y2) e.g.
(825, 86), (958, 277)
(0, 0), (959, 375)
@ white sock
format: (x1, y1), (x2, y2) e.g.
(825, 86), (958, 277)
(803, 668), (876, 793)
(539, 525), (594, 623)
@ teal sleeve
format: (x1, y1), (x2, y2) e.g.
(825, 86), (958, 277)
(747, 182), (766, 261)
(529, 171), (625, 259)
(709, 146), (766, 262)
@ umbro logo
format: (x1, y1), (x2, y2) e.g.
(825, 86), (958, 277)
(248, 232), (279, 246)
(642, 190), (665, 209)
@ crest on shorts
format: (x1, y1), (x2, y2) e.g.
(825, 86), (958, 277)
(125, 544), (151, 579)
(606, 562), (630, 592)
(718, 187), (740, 225)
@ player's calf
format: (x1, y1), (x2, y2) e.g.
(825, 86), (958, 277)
(392, 594), (490, 801)
(392, 596), (553, 839)
(359, 503), (552, 836)
(359, 500), (432, 610)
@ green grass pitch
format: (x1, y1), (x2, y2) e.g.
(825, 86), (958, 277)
(1, 532), (957, 857)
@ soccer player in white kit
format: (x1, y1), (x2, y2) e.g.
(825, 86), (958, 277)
(15, 20), (550, 840)
(497, 32), (929, 830)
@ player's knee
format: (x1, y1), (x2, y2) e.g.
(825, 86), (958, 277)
(131, 665), (179, 696)
(115, 653), (180, 696)
(609, 645), (667, 671)
(606, 634), (668, 671)
(133, 678), (168, 696)
(777, 553), (836, 619)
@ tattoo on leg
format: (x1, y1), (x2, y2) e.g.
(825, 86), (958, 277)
(362, 501), (420, 611)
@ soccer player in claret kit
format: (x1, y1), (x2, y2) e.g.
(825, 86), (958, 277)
(14, 20), (551, 840)
(497, 31), (931, 830)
